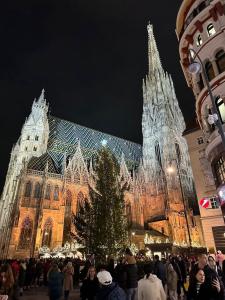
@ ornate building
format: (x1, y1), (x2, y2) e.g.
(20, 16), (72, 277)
(176, 0), (225, 251)
(0, 24), (203, 259)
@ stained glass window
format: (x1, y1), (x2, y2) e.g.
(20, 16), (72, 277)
(53, 186), (59, 201)
(18, 217), (33, 249)
(45, 184), (51, 200)
(76, 191), (85, 214)
(24, 181), (32, 197)
(34, 182), (41, 199)
(42, 218), (53, 247)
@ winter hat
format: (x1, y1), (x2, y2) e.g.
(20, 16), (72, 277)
(97, 270), (112, 285)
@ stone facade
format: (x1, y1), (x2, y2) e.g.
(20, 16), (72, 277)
(0, 25), (203, 259)
(176, 0), (225, 250)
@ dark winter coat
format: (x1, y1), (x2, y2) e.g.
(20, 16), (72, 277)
(154, 260), (166, 286)
(187, 282), (223, 300)
(48, 270), (63, 300)
(190, 264), (225, 299)
(124, 257), (138, 289)
(80, 277), (99, 300)
(96, 282), (126, 300)
(114, 263), (126, 289)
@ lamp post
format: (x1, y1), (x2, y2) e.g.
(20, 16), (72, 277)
(167, 159), (192, 248)
(188, 48), (225, 148)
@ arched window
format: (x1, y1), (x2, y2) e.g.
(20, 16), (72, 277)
(216, 97), (225, 123)
(207, 23), (216, 37)
(65, 190), (72, 217)
(155, 142), (162, 167)
(24, 181), (32, 197)
(196, 34), (202, 47)
(76, 191), (85, 214)
(197, 74), (204, 91)
(53, 186), (59, 201)
(18, 217), (33, 249)
(175, 143), (181, 164)
(63, 190), (72, 243)
(126, 203), (132, 226)
(45, 184), (51, 200)
(42, 218), (53, 247)
(205, 61), (215, 81)
(216, 50), (225, 73)
(34, 183), (41, 199)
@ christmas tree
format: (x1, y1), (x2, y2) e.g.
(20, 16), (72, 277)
(73, 147), (128, 261)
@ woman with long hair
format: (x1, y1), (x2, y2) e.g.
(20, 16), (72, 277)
(80, 266), (99, 300)
(47, 263), (63, 300)
(187, 267), (222, 300)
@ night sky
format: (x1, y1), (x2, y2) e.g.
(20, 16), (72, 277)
(0, 0), (195, 191)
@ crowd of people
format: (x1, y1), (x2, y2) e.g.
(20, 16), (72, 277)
(0, 249), (225, 300)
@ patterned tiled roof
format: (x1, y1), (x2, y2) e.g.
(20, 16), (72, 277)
(43, 115), (142, 173)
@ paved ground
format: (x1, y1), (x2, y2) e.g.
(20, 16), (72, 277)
(22, 286), (80, 300)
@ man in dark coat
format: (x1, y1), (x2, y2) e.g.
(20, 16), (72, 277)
(96, 270), (126, 300)
(124, 248), (138, 300)
(153, 255), (166, 287)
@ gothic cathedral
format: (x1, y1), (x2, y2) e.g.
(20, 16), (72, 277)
(0, 24), (203, 258)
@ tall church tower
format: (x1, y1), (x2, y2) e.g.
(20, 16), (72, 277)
(0, 90), (49, 255)
(142, 24), (198, 245)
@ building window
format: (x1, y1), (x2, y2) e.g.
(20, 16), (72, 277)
(155, 142), (162, 167)
(126, 203), (132, 226)
(33, 146), (37, 152)
(205, 61), (215, 81)
(63, 190), (72, 243)
(35, 135), (39, 141)
(42, 218), (53, 247)
(207, 23), (216, 36)
(25, 147), (28, 151)
(216, 97), (225, 123)
(214, 156), (225, 186)
(27, 135), (30, 140)
(18, 217), (33, 249)
(175, 142), (181, 163)
(196, 34), (202, 47)
(24, 181), (32, 197)
(216, 50), (225, 74)
(45, 184), (51, 200)
(76, 191), (85, 214)
(210, 197), (219, 209)
(53, 186), (59, 201)
(34, 183), (41, 199)
(197, 137), (204, 145)
(197, 74), (204, 91)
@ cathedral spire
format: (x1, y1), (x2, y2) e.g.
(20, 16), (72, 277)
(147, 23), (162, 74)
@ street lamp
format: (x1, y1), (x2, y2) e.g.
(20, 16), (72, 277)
(188, 48), (225, 148)
(167, 160), (192, 247)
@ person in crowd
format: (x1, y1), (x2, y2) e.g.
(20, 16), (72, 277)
(208, 256), (223, 278)
(0, 263), (15, 296)
(153, 255), (166, 287)
(177, 256), (187, 297)
(138, 263), (166, 300)
(18, 261), (26, 296)
(96, 270), (126, 300)
(80, 266), (99, 300)
(190, 253), (224, 300)
(48, 263), (63, 300)
(187, 267), (222, 300)
(114, 258), (126, 290)
(167, 261), (178, 300)
(63, 261), (74, 300)
(171, 257), (182, 300)
(107, 259), (115, 280)
(124, 248), (138, 300)
(35, 259), (43, 286)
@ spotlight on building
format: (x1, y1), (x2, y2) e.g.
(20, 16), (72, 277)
(101, 139), (108, 147)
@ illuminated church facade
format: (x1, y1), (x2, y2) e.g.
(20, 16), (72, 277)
(0, 24), (203, 258)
